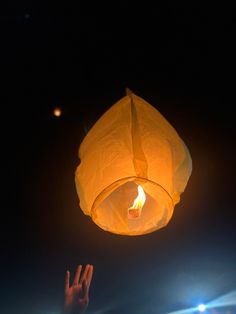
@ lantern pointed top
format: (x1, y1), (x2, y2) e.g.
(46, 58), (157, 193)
(126, 88), (134, 96)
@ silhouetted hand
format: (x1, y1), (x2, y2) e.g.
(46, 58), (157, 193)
(64, 264), (94, 314)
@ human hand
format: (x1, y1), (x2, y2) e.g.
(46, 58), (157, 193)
(64, 264), (94, 314)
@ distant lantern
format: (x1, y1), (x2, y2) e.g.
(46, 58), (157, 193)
(53, 107), (62, 117)
(75, 90), (192, 235)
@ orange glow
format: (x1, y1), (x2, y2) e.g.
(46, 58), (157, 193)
(128, 185), (146, 219)
(53, 107), (62, 117)
(75, 91), (192, 235)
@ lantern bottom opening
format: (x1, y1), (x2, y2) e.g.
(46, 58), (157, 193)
(91, 177), (174, 236)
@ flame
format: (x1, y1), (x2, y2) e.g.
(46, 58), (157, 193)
(128, 185), (146, 219)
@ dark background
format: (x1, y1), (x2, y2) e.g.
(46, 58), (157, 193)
(1, 3), (236, 314)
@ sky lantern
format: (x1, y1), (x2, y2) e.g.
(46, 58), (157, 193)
(75, 90), (192, 235)
(53, 107), (62, 117)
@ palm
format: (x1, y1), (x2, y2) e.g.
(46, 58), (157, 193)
(65, 284), (87, 310)
(64, 264), (93, 314)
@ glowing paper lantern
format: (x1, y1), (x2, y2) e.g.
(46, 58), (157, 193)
(75, 90), (192, 235)
(53, 107), (62, 117)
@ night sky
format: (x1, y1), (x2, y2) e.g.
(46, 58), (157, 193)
(1, 3), (236, 314)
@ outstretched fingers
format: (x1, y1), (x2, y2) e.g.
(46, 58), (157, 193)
(81, 265), (94, 297)
(86, 265), (93, 290)
(80, 264), (90, 284)
(65, 264), (93, 295)
(81, 279), (89, 298)
(73, 264), (82, 285)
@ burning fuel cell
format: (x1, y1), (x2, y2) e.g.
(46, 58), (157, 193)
(128, 185), (146, 219)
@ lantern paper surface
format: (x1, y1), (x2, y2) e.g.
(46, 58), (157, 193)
(75, 91), (192, 235)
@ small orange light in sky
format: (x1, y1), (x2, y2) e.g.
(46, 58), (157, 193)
(53, 107), (62, 117)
